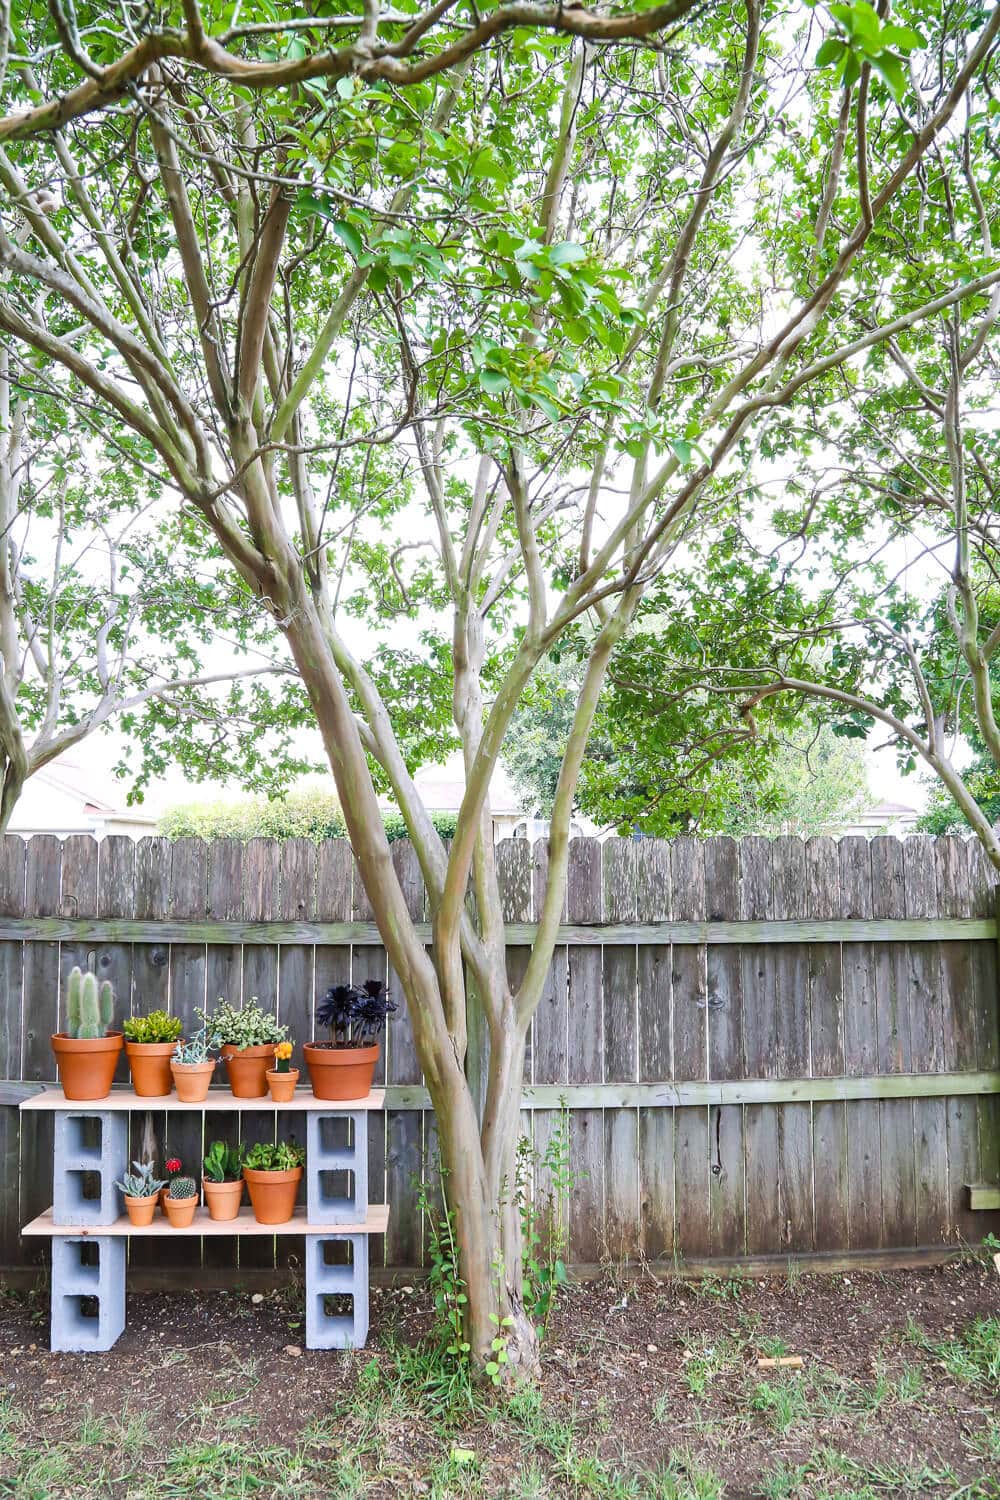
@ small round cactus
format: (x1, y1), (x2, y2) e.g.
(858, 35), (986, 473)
(168, 1176), (196, 1200)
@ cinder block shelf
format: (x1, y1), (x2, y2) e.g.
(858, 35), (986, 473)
(20, 1086), (385, 1112)
(23, 1205), (389, 1237)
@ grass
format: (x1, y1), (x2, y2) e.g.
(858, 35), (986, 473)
(0, 1286), (998, 1497)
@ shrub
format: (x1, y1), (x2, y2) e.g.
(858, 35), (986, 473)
(199, 997), (287, 1049)
(160, 785), (458, 844)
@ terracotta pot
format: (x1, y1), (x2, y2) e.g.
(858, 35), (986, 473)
(303, 1042), (379, 1101)
(243, 1166), (302, 1225)
(266, 1068), (299, 1103)
(222, 1044), (274, 1099)
(123, 1194), (158, 1227)
(203, 1178), (244, 1222)
(170, 1059), (215, 1102)
(51, 1031), (123, 1101)
(163, 1193), (198, 1228)
(125, 1040), (177, 1098)
(158, 1186), (169, 1216)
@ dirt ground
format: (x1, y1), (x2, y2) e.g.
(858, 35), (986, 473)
(0, 1255), (997, 1498)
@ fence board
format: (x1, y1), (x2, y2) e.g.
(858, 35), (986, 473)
(0, 836), (25, 1264)
(566, 839), (603, 1261)
(240, 840), (280, 1272)
(204, 839), (242, 1274)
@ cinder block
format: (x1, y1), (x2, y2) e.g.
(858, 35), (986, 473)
(305, 1233), (369, 1349)
(53, 1112), (128, 1226)
(50, 1237), (125, 1352)
(306, 1111), (368, 1225)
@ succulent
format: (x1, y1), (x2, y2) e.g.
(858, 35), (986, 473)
(203, 1140), (244, 1183)
(123, 1010), (183, 1044)
(243, 1139), (305, 1172)
(315, 979), (396, 1047)
(197, 997), (287, 1050)
(169, 1176), (197, 1200)
(115, 1160), (166, 1198)
(173, 1028), (216, 1066)
(65, 967), (114, 1039)
(273, 1041), (294, 1074)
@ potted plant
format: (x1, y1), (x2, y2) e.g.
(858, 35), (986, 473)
(115, 1160), (166, 1227)
(242, 1139), (305, 1225)
(202, 1140), (245, 1221)
(123, 1010), (183, 1097)
(304, 980), (396, 1100)
(170, 1029), (217, 1102)
(266, 1041), (298, 1103)
(163, 1171), (199, 1228)
(160, 1156), (183, 1214)
(199, 998), (288, 1099)
(51, 967), (123, 1100)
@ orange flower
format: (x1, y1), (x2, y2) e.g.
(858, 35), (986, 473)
(274, 1041), (293, 1061)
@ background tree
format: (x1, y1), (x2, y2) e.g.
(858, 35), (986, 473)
(1, 0), (998, 1379)
(504, 657), (870, 834)
(0, 350), (313, 828)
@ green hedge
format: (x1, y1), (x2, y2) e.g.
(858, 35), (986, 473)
(160, 788), (457, 844)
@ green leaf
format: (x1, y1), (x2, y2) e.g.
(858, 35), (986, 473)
(479, 369), (510, 395)
(331, 220), (363, 258)
(815, 37), (846, 67)
(549, 241), (587, 268)
(870, 52), (907, 102)
(671, 438), (692, 465)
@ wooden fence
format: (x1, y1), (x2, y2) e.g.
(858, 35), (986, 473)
(1, 831), (999, 1278)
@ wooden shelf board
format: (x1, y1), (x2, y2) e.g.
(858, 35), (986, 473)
(22, 1204), (389, 1238)
(19, 1086), (384, 1113)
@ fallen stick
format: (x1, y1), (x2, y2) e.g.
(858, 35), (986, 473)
(757, 1355), (804, 1370)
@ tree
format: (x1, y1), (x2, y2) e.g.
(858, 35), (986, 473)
(504, 658), (870, 835)
(0, 350), (315, 828)
(2, 0), (998, 1378)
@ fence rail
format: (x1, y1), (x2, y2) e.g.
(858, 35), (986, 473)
(2, 830), (999, 1275)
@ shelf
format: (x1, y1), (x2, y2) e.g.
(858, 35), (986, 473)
(22, 1205), (389, 1238)
(19, 1086), (385, 1113)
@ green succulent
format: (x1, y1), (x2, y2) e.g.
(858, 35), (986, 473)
(115, 1161), (166, 1198)
(243, 1140), (305, 1172)
(203, 1140), (244, 1183)
(123, 1010), (183, 1044)
(168, 1176), (197, 1200)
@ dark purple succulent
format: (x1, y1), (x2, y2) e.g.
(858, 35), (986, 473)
(315, 979), (396, 1047)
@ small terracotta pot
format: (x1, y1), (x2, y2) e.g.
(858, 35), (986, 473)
(163, 1193), (198, 1228)
(266, 1068), (299, 1103)
(243, 1166), (302, 1225)
(222, 1044), (274, 1099)
(123, 1194), (158, 1227)
(303, 1042), (379, 1101)
(51, 1031), (123, 1101)
(170, 1059), (215, 1102)
(203, 1178), (244, 1222)
(158, 1186), (169, 1216)
(125, 1040), (177, 1098)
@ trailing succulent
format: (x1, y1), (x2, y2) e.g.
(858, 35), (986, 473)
(115, 1161), (165, 1199)
(169, 1176), (197, 1200)
(198, 997), (287, 1050)
(243, 1140), (305, 1172)
(315, 980), (396, 1048)
(173, 1028), (216, 1065)
(203, 1140), (244, 1183)
(64, 967), (114, 1039)
(123, 1010), (183, 1044)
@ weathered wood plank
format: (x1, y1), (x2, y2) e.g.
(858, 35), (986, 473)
(0, 915), (992, 945)
(566, 839), (603, 1261)
(670, 838), (707, 1081)
(239, 840), (281, 1273)
(277, 839), (315, 1268)
(167, 839), (209, 1272)
(840, 838), (882, 1250)
(203, 838), (243, 1275)
(874, 836), (916, 1250)
(128, 835), (173, 1276)
(0, 836), (25, 1264)
(772, 839), (812, 1254)
(19, 836), (62, 1250)
(385, 840), (423, 1269)
(806, 838), (844, 1077)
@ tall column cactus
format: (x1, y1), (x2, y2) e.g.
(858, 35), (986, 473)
(65, 966), (114, 1038)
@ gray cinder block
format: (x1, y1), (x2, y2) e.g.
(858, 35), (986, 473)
(306, 1110), (368, 1225)
(305, 1233), (369, 1349)
(50, 1236), (126, 1352)
(53, 1111), (128, 1226)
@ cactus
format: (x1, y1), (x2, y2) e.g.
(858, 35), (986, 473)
(65, 966), (114, 1039)
(168, 1176), (196, 1200)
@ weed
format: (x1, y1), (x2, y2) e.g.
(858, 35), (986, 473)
(750, 1376), (809, 1433)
